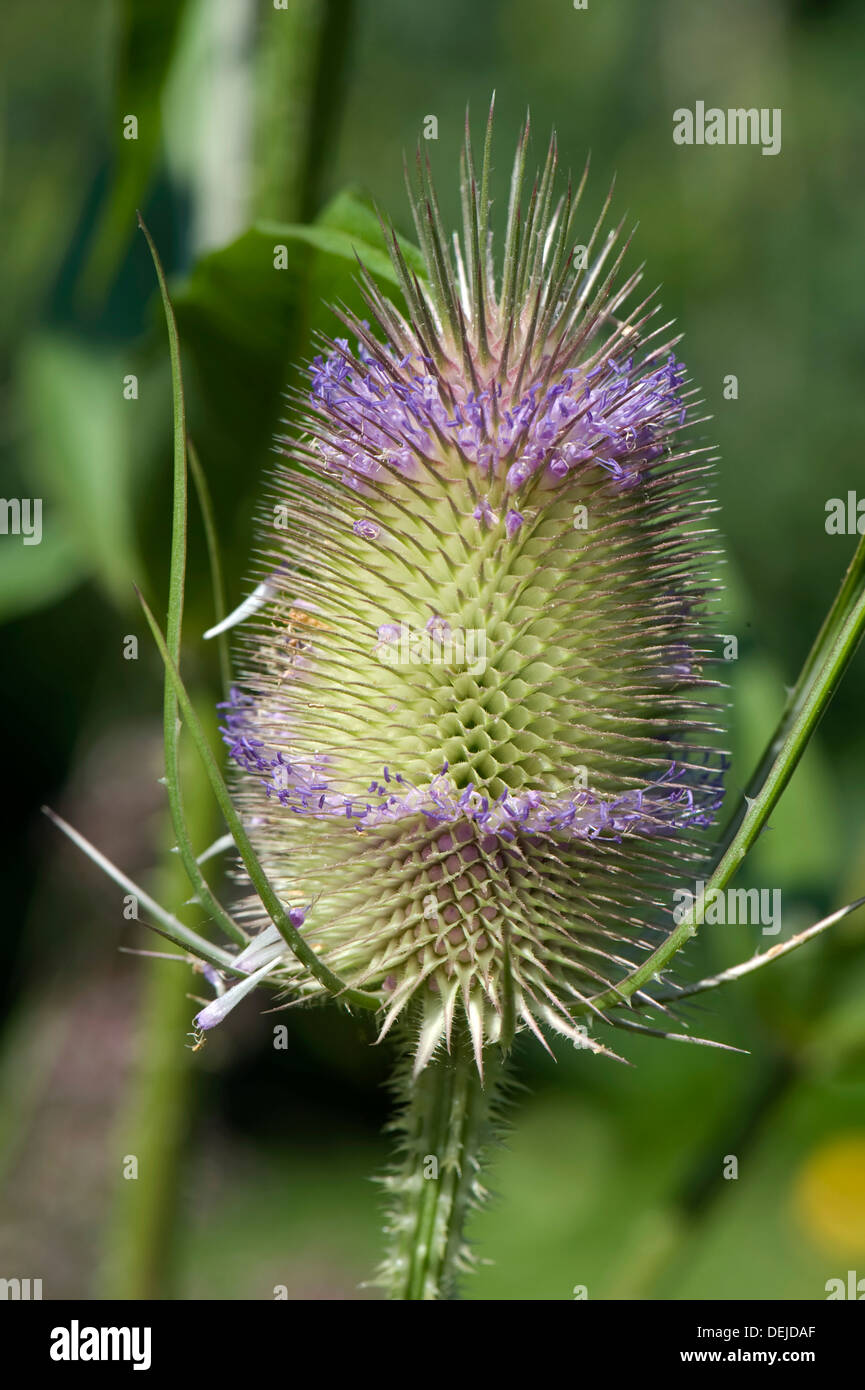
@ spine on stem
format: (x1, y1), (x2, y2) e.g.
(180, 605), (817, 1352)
(377, 1031), (506, 1301)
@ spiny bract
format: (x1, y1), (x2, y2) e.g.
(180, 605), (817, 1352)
(205, 110), (727, 1074)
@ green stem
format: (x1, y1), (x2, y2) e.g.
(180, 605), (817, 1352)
(137, 215), (377, 1010)
(188, 438), (232, 699)
(98, 779), (216, 1299)
(138, 586), (379, 1011)
(138, 215), (246, 948)
(379, 1033), (504, 1301)
(99, 951), (192, 1299)
(584, 567), (865, 1015)
(252, 0), (356, 223)
(717, 528), (865, 860)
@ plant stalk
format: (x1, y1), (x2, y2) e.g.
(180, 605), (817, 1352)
(379, 1032), (504, 1301)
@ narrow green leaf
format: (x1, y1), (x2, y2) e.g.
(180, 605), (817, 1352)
(138, 214), (247, 947)
(585, 577), (865, 1015)
(136, 586), (380, 1013)
(187, 438), (232, 698)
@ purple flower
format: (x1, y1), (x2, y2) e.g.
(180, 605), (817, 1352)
(217, 114), (727, 1079)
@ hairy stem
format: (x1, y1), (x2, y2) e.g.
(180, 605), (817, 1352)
(379, 1033), (505, 1301)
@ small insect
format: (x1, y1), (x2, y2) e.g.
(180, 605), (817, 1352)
(187, 1028), (207, 1053)
(274, 604), (332, 683)
(285, 604), (330, 649)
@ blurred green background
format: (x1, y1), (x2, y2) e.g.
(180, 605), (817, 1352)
(2, 0), (864, 1300)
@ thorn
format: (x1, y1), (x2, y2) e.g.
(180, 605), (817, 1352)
(204, 576), (277, 639)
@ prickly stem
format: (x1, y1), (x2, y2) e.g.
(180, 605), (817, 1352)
(377, 1028), (505, 1300)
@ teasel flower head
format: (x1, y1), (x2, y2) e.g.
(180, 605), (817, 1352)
(211, 107), (727, 1076)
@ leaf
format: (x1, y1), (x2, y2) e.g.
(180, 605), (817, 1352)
(78, 0), (192, 301)
(169, 189), (424, 585)
(0, 529), (84, 625)
(14, 335), (144, 612)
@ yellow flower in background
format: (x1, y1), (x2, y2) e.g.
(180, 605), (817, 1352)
(794, 1134), (865, 1256)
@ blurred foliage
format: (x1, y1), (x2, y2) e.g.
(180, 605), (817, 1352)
(1, 0), (864, 1300)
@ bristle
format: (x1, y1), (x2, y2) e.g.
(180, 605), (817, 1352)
(210, 111), (728, 1074)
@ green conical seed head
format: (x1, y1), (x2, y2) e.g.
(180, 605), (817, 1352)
(222, 118), (727, 1072)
